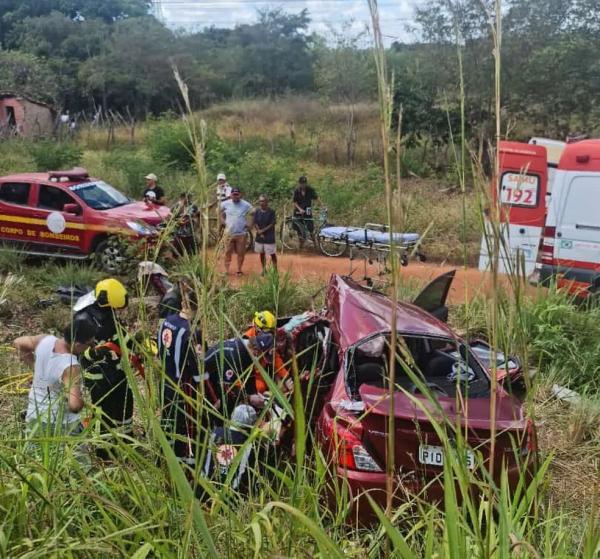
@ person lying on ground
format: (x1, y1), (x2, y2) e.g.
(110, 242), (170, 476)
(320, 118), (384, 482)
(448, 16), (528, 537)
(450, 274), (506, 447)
(200, 404), (258, 500)
(14, 315), (96, 435)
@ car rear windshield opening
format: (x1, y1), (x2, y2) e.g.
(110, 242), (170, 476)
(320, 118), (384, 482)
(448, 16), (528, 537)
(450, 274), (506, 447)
(70, 181), (129, 210)
(347, 334), (490, 399)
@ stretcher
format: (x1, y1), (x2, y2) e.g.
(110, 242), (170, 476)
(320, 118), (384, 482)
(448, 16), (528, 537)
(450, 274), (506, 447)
(318, 222), (426, 266)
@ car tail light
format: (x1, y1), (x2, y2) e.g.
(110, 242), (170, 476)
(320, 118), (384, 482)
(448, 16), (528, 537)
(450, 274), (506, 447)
(540, 226), (556, 264)
(327, 417), (382, 473)
(525, 418), (537, 453)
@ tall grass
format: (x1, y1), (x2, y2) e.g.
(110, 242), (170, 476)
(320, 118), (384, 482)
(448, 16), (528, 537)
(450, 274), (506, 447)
(0, 2), (598, 558)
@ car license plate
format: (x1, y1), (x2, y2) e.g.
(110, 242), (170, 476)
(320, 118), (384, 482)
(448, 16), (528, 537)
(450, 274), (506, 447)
(418, 444), (475, 469)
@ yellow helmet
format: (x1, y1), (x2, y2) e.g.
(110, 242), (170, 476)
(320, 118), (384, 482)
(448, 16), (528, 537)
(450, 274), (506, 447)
(253, 310), (276, 331)
(95, 278), (128, 309)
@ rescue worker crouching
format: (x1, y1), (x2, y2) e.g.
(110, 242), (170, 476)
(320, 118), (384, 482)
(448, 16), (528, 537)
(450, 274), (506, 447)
(75, 278), (143, 460)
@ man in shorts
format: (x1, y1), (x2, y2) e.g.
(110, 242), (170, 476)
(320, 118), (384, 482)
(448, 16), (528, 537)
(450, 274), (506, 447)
(221, 188), (253, 276)
(253, 194), (277, 273)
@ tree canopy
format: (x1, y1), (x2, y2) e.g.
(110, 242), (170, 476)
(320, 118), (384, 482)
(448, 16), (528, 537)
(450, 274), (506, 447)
(0, 0), (598, 139)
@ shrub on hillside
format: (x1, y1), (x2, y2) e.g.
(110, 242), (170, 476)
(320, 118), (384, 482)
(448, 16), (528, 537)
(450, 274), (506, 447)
(0, 140), (36, 174)
(28, 140), (82, 171)
(102, 148), (160, 197)
(147, 117), (194, 170)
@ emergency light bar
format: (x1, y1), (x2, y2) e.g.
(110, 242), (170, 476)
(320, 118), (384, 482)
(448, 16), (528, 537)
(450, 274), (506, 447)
(48, 167), (90, 182)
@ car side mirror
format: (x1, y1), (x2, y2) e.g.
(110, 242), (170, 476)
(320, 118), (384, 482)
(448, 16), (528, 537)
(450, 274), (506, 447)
(63, 203), (81, 215)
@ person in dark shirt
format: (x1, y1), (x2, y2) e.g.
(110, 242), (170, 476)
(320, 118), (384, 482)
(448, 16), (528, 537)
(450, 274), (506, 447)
(157, 282), (218, 469)
(143, 173), (166, 205)
(81, 333), (144, 460)
(253, 194), (277, 273)
(171, 192), (199, 256)
(203, 333), (286, 415)
(292, 175), (319, 249)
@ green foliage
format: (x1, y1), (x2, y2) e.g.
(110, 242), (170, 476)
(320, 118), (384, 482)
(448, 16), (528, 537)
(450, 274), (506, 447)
(0, 50), (59, 103)
(0, 140), (35, 175)
(102, 148), (158, 197)
(313, 26), (376, 104)
(524, 291), (600, 392)
(27, 140), (82, 171)
(146, 118), (194, 171)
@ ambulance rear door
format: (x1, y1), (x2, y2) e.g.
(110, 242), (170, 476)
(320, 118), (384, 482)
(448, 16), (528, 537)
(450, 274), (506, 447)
(479, 141), (548, 275)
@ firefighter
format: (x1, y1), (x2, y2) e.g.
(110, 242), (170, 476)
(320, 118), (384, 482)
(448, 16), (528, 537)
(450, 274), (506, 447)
(72, 278), (129, 342)
(73, 278), (141, 459)
(243, 310), (276, 338)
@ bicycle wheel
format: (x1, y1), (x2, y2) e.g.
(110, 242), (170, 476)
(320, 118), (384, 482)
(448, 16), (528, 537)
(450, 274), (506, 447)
(318, 231), (347, 257)
(280, 218), (301, 251)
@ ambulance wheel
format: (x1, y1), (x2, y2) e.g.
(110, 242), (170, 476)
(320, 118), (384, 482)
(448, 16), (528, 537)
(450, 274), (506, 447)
(95, 238), (128, 274)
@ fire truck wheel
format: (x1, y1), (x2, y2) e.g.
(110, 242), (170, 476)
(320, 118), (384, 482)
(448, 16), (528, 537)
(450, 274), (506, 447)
(95, 238), (128, 274)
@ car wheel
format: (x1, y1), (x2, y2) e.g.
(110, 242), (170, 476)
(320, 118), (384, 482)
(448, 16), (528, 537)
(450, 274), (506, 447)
(95, 238), (128, 274)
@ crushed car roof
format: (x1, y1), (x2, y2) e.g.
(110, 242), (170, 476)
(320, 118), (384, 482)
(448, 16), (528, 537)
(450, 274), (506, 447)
(326, 274), (457, 351)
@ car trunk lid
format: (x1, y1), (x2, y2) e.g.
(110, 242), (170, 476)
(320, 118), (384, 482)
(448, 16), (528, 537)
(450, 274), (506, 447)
(357, 384), (526, 478)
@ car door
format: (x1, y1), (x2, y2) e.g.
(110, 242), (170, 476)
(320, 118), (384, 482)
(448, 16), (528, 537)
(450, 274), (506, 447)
(412, 270), (456, 322)
(31, 183), (86, 253)
(554, 175), (600, 274)
(0, 181), (34, 246)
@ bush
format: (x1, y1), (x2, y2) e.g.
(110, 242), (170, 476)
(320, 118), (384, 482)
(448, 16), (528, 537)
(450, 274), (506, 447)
(0, 140), (35, 174)
(102, 148), (159, 197)
(28, 140), (82, 171)
(147, 118), (194, 171)
(523, 293), (600, 392)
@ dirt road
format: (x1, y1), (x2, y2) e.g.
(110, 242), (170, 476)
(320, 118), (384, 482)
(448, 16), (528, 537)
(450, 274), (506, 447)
(222, 252), (523, 304)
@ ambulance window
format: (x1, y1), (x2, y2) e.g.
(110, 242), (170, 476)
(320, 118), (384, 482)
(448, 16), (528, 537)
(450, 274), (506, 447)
(38, 185), (75, 211)
(563, 177), (600, 226)
(0, 182), (30, 205)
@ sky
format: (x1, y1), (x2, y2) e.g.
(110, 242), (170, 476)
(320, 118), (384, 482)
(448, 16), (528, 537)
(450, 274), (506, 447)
(152, 0), (425, 44)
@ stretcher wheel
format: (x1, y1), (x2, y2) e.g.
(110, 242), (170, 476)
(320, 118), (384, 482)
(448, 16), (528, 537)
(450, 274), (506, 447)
(318, 235), (347, 257)
(417, 252), (427, 262)
(401, 254), (408, 267)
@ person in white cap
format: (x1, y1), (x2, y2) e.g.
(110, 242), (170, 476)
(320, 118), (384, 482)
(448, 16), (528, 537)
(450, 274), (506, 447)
(216, 172), (232, 203)
(143, 173), (166, 205)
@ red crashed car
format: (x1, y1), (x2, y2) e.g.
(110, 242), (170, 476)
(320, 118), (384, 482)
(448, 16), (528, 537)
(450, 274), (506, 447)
(0, 168), (170, 272)
(293, 272), (535, 520)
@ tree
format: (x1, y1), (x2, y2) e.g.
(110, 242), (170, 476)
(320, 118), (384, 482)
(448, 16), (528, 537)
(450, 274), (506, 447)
(0, 0), (149, 46)
(0, 50), (59, 103)
(230, 9), (315, 95)
(314, 25), (375, 104)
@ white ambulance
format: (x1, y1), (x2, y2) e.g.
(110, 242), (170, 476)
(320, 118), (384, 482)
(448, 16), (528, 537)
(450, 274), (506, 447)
(479, 138), (600, 297)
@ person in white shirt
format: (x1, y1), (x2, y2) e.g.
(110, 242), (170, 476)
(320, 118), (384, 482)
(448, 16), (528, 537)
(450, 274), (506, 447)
(216, 173), (232, 203)
(14, 316), (96, 434)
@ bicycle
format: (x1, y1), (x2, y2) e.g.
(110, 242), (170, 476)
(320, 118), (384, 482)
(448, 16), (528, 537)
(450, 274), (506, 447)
(280, 207), (346, 257)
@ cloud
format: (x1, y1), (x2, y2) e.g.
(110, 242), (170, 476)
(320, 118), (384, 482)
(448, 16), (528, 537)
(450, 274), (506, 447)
(157, 0), (421, 44)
